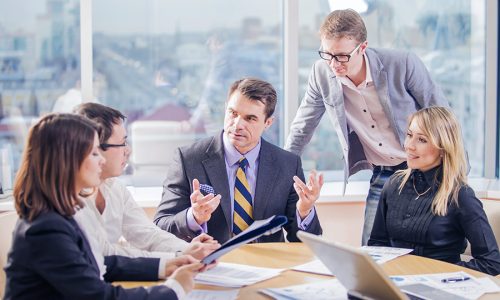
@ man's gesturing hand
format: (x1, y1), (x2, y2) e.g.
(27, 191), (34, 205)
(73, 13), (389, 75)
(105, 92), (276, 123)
(191, 179), (221, 225)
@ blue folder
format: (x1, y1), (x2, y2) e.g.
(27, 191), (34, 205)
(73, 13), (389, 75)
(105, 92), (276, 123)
(201, 215), (287, 265)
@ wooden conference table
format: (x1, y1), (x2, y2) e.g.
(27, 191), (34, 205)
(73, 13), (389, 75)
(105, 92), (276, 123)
(118, 243), (500, 299)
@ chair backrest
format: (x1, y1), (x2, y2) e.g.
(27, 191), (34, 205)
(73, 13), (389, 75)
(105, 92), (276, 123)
(463, 199), (500, 257)
(482, 199), (500, 244)
(0, 211), (18, 298)
(129, 121), (198, 185)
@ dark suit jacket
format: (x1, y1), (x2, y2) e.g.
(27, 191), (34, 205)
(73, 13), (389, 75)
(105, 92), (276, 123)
(154, 133), (322, 243)
(4, 211), (177, 300)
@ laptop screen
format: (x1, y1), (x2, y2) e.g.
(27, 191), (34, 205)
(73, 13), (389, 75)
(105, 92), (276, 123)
(297, 231), (468, 300)
(297, 231), (407, 300)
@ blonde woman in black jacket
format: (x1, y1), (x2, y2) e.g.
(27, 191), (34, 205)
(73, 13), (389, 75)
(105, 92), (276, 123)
(368, 106), (500, 276)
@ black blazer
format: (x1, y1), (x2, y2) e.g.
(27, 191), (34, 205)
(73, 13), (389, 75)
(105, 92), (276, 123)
(368, 167), (500, 276)
(154, 133), (322, 243)
(4, 211), (178, 300)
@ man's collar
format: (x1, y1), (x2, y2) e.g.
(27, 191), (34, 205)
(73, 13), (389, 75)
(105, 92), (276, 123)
(364, 53), (373, 83)
(222, 132), (261, 169)
(337, 53), (372, 87)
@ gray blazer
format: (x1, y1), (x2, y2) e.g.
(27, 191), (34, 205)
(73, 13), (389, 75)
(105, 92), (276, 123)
(285, 48), (449, 187)
(154, 133), (322, 243)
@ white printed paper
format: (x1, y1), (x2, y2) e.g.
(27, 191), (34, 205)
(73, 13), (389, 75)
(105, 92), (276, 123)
(195, 262), (283, 288)
(291, 259), (333, 276)
(261, 279), (348, 300)
(292, 246), (412, 276)
(360, 246), (413, 264)
(390, 271), (500, 300)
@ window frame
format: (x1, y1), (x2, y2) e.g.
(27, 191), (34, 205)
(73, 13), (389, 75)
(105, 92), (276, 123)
(80, 0), (500, 181)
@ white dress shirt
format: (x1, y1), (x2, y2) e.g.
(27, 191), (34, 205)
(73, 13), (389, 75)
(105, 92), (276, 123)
(81, 178), (191, 281)
(74, 205), (186, 298)
(339, 54), (406, 166)
(73, 205), (107, 279)
(87, 177), (189, 253)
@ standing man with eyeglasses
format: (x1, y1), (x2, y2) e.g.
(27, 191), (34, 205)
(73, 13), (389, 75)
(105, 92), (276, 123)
(285, 9), (449, 245)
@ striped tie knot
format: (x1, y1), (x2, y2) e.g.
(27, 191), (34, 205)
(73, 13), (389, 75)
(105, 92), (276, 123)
(238, 157), (249, 169)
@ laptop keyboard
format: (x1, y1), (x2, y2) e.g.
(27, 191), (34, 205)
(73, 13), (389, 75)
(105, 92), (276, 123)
(405, 293), (426, 300)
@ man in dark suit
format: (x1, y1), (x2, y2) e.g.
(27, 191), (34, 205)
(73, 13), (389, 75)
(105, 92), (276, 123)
(154, 78), (323, 243)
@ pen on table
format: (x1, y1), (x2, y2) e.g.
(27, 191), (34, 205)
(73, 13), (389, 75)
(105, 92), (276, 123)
(441, 275), (471, 283)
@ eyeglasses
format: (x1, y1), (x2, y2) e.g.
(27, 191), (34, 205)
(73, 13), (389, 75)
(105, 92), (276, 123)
(100, 140), (128, 151)
(318, 43), (362, 63)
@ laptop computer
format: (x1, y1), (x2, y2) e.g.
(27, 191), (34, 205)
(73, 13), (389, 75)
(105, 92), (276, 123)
(297, 231), (468, 300)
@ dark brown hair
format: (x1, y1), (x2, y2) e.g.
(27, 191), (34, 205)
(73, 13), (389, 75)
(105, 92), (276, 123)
(319, 9), (367, 43)
(14, 114), (99, 221)
(74, 103), (126, 145)
(227, 78), (277, 119)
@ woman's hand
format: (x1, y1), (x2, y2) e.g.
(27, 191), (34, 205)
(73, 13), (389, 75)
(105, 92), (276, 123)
(169, 262), (205, 294)
(164, 255), (198, 277)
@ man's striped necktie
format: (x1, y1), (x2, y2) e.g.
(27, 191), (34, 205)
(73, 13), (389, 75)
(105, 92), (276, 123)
(233, 157), (253, 234)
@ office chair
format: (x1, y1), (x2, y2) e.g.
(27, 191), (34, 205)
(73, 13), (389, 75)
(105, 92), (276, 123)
(129, 120), (197, 185)
(463, 199), (500, 259)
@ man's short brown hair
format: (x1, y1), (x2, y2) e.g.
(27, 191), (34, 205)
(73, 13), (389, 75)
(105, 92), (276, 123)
(227, 78), (277, 119)
(74, 103), (126, 145)
(319, 9), (367, 43)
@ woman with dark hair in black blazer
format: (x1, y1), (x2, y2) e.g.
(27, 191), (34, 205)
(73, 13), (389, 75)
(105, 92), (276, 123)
(4, 114), (203, 299)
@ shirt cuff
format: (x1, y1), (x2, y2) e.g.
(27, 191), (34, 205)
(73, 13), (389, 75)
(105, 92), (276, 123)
(164, 278), (186, 300)
(158, 257), (168, 279)
(296, 207), (316, 230)
(186, 207), (208, 233)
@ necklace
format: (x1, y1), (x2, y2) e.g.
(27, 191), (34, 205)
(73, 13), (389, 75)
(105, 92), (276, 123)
(413, 175), (431, 200)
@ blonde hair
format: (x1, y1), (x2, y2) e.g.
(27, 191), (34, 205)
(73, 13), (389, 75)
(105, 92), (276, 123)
(319, 9), (367, 43)
(396, 107), (467, 216)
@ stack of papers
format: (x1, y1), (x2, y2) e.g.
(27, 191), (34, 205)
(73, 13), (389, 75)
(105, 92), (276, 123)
(292, 246), (412, 276)
(391, 271), (500, 300)
(195, 262), (283, 288)
(261, 279), (348, 300)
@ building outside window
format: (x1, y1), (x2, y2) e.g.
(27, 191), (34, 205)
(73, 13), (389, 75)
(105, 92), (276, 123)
(92, 0), (284, 184)
(0, 0), (495, 189)
(0, 0), (80, 190)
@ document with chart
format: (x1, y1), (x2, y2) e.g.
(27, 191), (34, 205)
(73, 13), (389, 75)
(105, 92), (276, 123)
(292, 246), (412, 275)
(195, 262), (283, 287)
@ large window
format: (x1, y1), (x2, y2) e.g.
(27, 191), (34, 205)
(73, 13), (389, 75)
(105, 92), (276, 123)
(298, 1), (342, 175)
(92, 0), (284, 185)
(0, 0), (80, 190)
(299, 0), (486, 178)
(0, 0), (497, 190)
